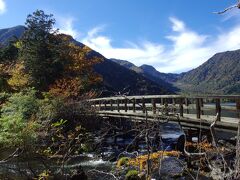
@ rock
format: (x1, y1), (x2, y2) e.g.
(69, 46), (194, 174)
(158, 157), (185, 178)
(71, 166), (88, 180)
(176, 135), (185, 152)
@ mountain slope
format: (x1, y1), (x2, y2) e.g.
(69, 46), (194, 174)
(0, 26), (25, 45)
(178, 49), (240, 94)
(110, 59), (180, 92)
(0, 26), (171, 96)
(140, 64), (181, 83)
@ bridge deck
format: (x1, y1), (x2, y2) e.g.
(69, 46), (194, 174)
(90, 95), (240, 133)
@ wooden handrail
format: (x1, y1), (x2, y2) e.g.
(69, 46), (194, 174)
(89, 94), (240, 125)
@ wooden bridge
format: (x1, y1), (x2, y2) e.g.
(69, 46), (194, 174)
(89, 95), (240, 133)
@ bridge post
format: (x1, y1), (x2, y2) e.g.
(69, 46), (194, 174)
(117, 99), (120, 112)
(200, 98), (204, 115)
(179, 98), (184, 117)
(237, 99), (240, 118)
(215, 99), (221, 121)
(152, 98), (156, 114)
(124, 98), (128, 112)
(133, 98), (136, 113)
(196, 98), (201, 119)
(110, 99), (113, 111)
(161, 98), (164, 105)
(99, 100), (101, 111)
(104, 100), (107, 110)
(185, 98), (189, 114)
(172, 98), (176, 105)
(93, 101), (96, 109)
(142, 98), (146, 113)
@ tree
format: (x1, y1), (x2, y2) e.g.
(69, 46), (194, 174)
(19, 10), (66, 91)
(49, 40), (103, 99)
(0, 40), (19, 92)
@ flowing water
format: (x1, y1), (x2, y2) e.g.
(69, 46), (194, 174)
(0, 122), (185, 179)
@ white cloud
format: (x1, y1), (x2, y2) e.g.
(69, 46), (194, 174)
(169, 17), (185, 32)
(0, 0), (6, 15)
(81, 17), (240, 73)
(57, 17), (79, 39)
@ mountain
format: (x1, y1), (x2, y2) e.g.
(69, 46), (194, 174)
(94, 59), (169, 96)
(0, 26), (171, 96)
(0, 26), (25, 45)
(139, 64), (181, 83)
(177, 49), (240, 94)
(110, 59), (180, 92)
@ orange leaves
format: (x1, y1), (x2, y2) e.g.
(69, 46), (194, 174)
(49, 77), (83, 98)
(49, 41), (103, 98)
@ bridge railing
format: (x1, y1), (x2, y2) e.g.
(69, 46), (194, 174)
(89, 95), (240, 122)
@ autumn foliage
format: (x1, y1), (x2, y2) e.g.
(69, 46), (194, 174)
(49, 41), (103, 98)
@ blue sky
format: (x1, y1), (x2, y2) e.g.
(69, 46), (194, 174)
(0, 0), (240, 73)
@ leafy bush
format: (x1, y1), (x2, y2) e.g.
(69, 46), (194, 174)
(0, 89), (40, 147)
(117, 157), (130, 168)
(125, 170), (140, 180)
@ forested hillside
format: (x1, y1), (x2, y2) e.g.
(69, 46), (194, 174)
(177, 49), (240, 94)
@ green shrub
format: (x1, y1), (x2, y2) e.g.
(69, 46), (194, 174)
(117, 157), (130, 167)
(125, 170), (140, 180)
(0, 89), (39, 147)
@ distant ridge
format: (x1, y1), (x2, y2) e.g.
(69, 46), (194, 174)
(177, 49), (240, 94)
(0, 25), (25, 45)
(110, 59), (180, 92)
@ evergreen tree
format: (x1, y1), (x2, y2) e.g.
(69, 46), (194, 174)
(19, 10), (66, 90)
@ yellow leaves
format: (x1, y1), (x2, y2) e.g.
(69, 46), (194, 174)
(36, 170), (53, 180)
(8, 62), (30, 90)
(117, 151), (181, 171)
(14, 41), (23, 49)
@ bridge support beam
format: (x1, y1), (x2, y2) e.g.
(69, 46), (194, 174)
(117, 99), (120, 112)
(215, 99), (221, 121)
(179, 98), (184, 117)
(142, 98), (146, 114)
(133, 98), (136, 113)
(196, 98), (201, 119)
(152, 98), (156, 114)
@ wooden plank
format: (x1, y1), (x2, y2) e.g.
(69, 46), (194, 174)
(89, 95), (183, 101)
(89, 94), (240, 102)
(96, 111), (238, 132)
(216, 99), (221, 121)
